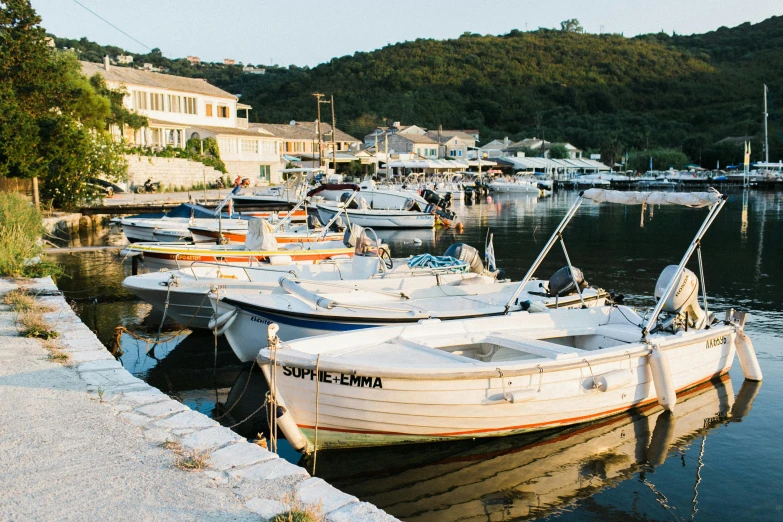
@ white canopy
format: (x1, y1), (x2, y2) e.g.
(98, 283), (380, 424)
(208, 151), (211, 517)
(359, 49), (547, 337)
(583, 189), (723, 208)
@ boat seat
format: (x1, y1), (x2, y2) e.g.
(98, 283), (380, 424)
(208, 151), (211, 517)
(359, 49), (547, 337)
(484, 334), (583, 360)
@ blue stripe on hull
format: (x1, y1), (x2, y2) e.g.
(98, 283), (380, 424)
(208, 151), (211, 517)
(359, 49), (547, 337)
(240, 305), (381, 332)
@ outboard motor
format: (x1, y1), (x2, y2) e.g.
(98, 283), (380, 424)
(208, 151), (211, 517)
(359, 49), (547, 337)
(444, 243), (484, 274)
(307, 214), (322, 229)
(339, 192), (359, 209)
(548, 266), (588, 297)
(421, 189), (441, 205)
(654, 265), (708, 330)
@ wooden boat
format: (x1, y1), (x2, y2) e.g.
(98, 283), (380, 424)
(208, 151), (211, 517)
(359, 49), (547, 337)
(255, 189), (762, 451)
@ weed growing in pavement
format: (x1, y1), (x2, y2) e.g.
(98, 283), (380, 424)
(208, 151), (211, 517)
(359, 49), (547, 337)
(270, 495), (324, 522)
(175, 449), (211, 471)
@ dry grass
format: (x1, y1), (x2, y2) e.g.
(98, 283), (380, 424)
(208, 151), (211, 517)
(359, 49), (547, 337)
(175, 449), (211, 471)
(161, 439), (182, 451)
(18, 310), (58, 340)
(43, 339), (70, 364)
(270, 496), (324, 522)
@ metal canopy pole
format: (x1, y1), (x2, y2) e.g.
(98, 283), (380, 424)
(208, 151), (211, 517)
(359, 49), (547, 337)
(642, 197), (727, 337)
(558, 235), (586, 308)
(318, 190), (359, 241)
(504, 194), (585, 313)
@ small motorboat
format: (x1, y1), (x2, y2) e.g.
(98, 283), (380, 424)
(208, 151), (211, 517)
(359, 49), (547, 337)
(123, 229), (473, 330)
(489, 177), (542, 194)
(255, 188), (762, 452)
(120, 219), (352, 271)
(316, 204), (436, 229)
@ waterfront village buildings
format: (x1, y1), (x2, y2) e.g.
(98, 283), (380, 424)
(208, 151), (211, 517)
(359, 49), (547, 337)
(83, 57), (602, 186)
(81, 58), (361, 184)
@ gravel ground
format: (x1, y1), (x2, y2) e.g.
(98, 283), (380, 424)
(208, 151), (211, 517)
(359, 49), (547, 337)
(0, 288), (258, 521)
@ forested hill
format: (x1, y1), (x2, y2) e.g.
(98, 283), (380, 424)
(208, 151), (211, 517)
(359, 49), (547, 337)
(55, 15), (783, 165)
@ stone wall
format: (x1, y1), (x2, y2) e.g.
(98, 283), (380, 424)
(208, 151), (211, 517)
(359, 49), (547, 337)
(124, 155), (225, 191)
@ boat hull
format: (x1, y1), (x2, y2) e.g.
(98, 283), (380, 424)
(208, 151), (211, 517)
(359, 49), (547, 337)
(259, 313), (738, 450)
(316, 205), (434, 229)
(218, 292), (605, 362)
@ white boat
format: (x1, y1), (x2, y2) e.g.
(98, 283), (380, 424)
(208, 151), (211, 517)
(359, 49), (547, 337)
(123, 230), (473, 330)
(318, 179), (427, 210)
(255, 188), (763, 451)
(214, 216), (608, 361)
(125, 255), (478, 330)
(316, 204), (436, 229)
(489, 177), (542, 194)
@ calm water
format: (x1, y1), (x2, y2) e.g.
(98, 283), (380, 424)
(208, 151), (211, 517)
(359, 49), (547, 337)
(52, 188), (783, 521)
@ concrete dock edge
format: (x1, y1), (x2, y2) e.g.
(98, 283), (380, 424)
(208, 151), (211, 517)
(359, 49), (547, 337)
(3, 276), (397, 522)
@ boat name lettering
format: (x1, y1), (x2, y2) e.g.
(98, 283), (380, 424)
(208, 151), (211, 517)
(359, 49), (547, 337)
(175, 255), (199, 261)
(250, 316), (271, 325)
(706, 335), (728, 349)
(282, 366), (382, 388)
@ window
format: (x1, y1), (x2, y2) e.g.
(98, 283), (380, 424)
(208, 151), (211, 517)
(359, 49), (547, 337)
(167, 95), (182, 113)
(260, 140), (276, 157)
(218, 138), (232, 154)
(449, 150), (456, 157)
(217, 106), (230, 118)
(457, 150), (463, 157)
(149, 93), (164, 111)
(205, 103), (213, 117)
(259, 165), (270, 181)
(184, 97), (197, 115)
(241, 139), (258, 154)
(132, 91), (148, 110)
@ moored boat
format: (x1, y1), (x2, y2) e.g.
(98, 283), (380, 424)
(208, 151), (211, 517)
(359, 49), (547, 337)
(256, 188), (763, 451)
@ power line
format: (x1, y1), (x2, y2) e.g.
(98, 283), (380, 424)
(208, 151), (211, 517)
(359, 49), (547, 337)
(70, 0), (152, 51)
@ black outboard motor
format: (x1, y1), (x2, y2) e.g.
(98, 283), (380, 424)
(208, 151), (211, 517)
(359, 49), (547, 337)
(421, 189), (441, 205)
(339, 192), (359, 209)
(444, 243), (484, 274)
(548, 266), (588, 297)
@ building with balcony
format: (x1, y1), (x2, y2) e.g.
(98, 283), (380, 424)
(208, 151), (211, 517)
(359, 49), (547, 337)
(81, 58), (284, 183)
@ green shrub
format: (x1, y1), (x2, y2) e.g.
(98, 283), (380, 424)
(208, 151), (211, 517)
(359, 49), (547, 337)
(0, 193), (61, 278)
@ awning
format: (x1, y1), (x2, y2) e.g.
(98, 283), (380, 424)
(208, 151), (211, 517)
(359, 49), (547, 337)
(583, 189), (722, 208)
(387, 159), (469, 169)
(283, 155), (301, 162)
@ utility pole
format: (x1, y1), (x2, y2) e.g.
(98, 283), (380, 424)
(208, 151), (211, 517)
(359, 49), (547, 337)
(384, 133), (389, 179)
(764, 84), (770, 164)
(313, 93), (325, 168)
(437, 124), (442, 159)
(330, 94), (337, 177)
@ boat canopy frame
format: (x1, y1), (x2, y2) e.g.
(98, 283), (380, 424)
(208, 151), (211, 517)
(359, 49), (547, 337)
(503, 188), (728, 340)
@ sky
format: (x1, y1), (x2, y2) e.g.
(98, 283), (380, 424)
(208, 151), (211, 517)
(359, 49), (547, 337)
(32, 0), (782, 67)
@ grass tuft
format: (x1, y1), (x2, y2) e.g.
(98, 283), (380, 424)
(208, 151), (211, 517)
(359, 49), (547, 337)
(19, 310), (58, 340)
(43, 340), (70, 364)
(175, 449), (211, 471)
(0, 193), (62, 279)
(270, 496), (324, 522)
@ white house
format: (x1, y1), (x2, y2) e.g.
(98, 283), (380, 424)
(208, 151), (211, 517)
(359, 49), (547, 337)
(81, 58), (285, 183)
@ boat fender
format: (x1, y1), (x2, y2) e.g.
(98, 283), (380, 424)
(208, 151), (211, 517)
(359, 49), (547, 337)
(594, 369), (633, 392)
(735, 330), (762, 381)
(504, 389), (537, 403)
(268, 254), (294, 266)
(649, 346), (676, 412)
(207, 308), (238, 336)
(275, 405), (309, 452)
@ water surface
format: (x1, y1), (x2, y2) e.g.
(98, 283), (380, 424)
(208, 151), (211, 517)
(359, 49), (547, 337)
(52, 188), (783, 521)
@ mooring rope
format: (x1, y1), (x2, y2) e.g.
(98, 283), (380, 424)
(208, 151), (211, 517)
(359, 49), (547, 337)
(313, 354), (322, 475)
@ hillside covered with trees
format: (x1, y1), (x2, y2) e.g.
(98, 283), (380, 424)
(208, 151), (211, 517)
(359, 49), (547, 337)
(56, 16), (783, 168)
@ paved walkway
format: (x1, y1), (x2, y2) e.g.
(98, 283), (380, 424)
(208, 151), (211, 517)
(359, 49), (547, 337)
(0, 278), (393, 521)
(101, 189), (230, 207)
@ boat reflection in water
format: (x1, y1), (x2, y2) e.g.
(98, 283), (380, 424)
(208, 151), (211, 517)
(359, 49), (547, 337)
(306, 374), (759, 522)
